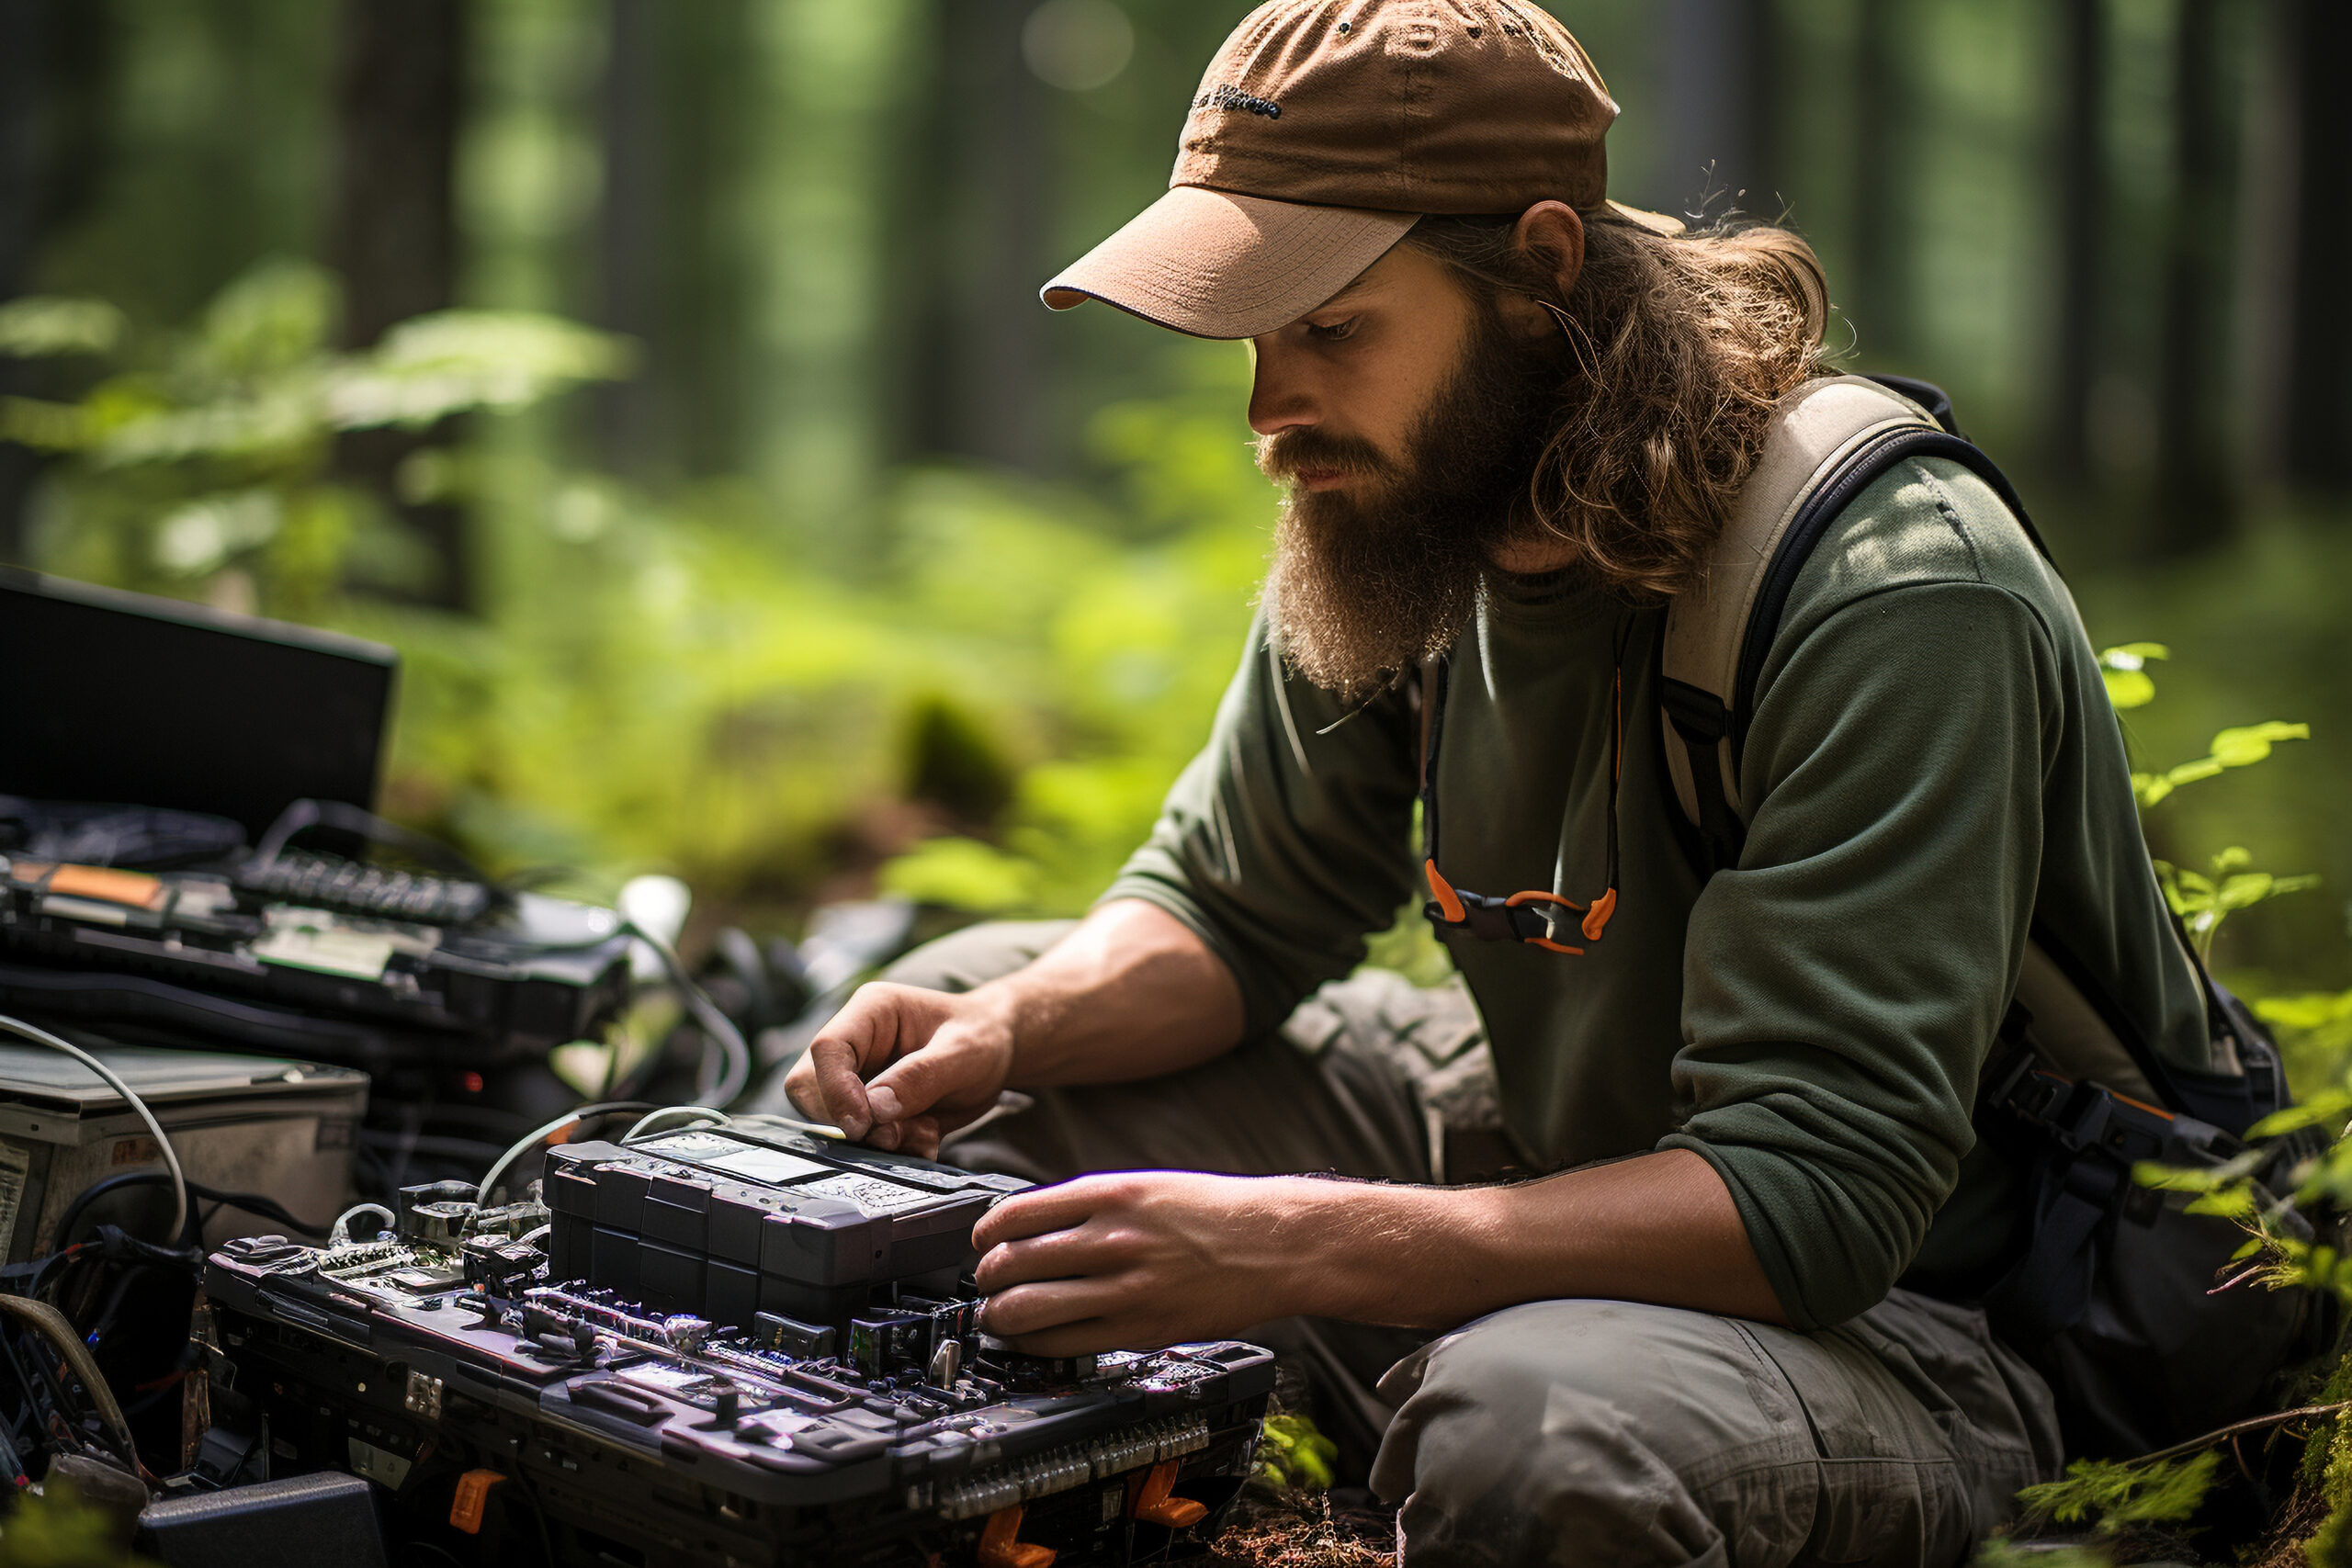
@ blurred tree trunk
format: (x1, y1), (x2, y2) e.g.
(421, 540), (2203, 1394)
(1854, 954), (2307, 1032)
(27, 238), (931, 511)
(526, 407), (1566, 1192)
(2048, 0), (2103, 478)
(896, 0), (1053, 470)
(1849, 0), (1905, 362)
(2150, 0), (2232, 555)
(594, 0), (753, 481)
(325, 0), (470, 609)
(0, 0), (109, 564)
(2283, 0), (2352, 492)
(1660, 0), (1779, 215)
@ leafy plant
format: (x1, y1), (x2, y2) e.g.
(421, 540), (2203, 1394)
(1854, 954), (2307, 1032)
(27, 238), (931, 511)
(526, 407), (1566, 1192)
(0, 264), (628, 621)
(1992, 647), (2338, 1559)
(0, 1480), (147, 1568)
(2099, 644), (2318, 962)
(1252, 1412), (1340, 1492)
(2016, 1453), (2222, 1537)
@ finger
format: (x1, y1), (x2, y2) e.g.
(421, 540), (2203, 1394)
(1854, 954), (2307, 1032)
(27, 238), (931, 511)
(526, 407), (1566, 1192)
(901, 1115), (943, 1161)
(974, 1223), (1125, 1293)
(998, 1319), (1157, 1359)
(971, 1178), (1122, 1250)
(980, 1276), (1136, 1340)
(781, 1057), (823, 1123)
(864, 1035), (979, 1126)
(801, 1035), (876, 1140)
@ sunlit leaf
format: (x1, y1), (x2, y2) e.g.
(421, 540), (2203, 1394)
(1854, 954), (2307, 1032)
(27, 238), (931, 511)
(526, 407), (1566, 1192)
(2101, 668), (2154, 710)
(323, 311), (634, 429)
(2207, 721), (2311, 767)
(0, 294), (127, 357)
(2098, 643), (2171, 669)
(2185, 1187), (2257, 1219)
(2250, 1094), (2352, 1138)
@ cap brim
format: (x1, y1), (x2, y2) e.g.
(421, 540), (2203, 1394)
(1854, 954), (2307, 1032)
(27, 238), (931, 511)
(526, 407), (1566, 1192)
(1042, 186), (1420, 340)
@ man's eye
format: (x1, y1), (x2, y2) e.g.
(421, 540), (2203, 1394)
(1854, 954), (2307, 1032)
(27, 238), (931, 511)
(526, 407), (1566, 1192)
(1306, 318), (1358, 342)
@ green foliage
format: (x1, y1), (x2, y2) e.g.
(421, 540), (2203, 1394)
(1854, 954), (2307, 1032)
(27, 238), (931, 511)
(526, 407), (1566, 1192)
(2100, 645), (2320, 968)
(0, 297), (127, 359)
(2014, 1452), (2221, 1538)
(1973, 1542), (2112, 1568)
(4, 260), (627, 621)
(0, 1482), (141, 1568)
(2098, 642), (2168, 712)
(2132, 723), (2311, 811)
(2154, 845), (2322, 965)
(1252, 1412), (1340, 1493)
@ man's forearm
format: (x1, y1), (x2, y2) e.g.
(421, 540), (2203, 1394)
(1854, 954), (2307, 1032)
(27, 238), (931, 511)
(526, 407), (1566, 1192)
(1276, 1147), (1790, 1329)
(977, 898), (1247, 1087)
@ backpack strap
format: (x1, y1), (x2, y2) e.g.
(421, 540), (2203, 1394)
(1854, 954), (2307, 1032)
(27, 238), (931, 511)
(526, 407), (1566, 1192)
(1659, 376), (1942, 867)
(1657, 374), (2219, 1121)
(1659, 373), (2052, 866)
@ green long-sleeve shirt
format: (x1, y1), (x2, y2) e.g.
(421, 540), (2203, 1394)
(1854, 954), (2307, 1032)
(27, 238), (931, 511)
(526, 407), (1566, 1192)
(1102, 456), (2212, 1330)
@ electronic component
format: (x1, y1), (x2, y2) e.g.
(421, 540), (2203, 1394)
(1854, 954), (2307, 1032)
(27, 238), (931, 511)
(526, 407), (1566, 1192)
(235, 848), (494, 928)
(0, 856), (631, 1050)
(200, 1138), (1273, 1567)
(538, 1123), (1025, 1331)
(0, 1036), (365, 1261)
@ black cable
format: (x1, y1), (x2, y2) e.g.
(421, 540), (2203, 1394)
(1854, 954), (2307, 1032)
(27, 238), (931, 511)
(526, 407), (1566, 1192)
(356, 1130), (509, 1162)
(52, 1171), (331, 1247)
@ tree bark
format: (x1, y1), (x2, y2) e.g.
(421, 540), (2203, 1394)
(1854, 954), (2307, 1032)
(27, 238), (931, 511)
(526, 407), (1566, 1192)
(325, 0), (470, 608)
(895, 0), (1054, 470)
(2151, 0), (2233, 555)
(2049, 0), (2104, 478)
(593, 0), (753, 480)
(2283, 0), (2352, 491)
(1849, 0), (1904, 362)
(0, 0), (110, 564)
(1660, 0), (1778, 217)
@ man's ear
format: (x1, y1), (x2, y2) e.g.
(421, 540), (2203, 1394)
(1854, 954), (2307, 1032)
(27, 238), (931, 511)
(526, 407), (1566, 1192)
(1512, 201), (1586, 303)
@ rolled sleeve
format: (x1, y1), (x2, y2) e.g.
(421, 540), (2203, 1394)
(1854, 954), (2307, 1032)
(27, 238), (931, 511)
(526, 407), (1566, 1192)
(1659, 580), (2061, 1329)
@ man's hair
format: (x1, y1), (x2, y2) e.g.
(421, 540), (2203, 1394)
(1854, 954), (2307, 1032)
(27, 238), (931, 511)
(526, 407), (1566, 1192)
(1404, 209), (1831, 600)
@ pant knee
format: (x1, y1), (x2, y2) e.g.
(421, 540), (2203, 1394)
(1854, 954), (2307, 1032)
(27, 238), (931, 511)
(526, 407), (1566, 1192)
(877, 918), (1076, 994)
(1374, 1302), (1793, 1568)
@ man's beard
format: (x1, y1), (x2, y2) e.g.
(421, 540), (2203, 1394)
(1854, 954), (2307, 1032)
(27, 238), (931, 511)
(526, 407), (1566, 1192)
(1257, 301), (1568, 704)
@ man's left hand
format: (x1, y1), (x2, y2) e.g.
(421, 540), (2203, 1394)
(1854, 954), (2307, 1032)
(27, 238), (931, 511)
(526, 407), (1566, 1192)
(971, 1171), (1318, 1357)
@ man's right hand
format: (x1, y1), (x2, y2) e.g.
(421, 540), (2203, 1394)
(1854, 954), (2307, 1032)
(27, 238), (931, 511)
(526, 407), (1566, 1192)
(782, 983), (1016, 1158)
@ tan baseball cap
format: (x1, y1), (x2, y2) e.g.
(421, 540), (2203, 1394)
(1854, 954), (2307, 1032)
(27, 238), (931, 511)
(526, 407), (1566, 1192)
(1042, 0), (1623, 340)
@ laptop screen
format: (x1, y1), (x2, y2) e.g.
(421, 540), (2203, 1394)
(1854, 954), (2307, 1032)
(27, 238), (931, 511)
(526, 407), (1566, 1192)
(0, 570), (397, 844)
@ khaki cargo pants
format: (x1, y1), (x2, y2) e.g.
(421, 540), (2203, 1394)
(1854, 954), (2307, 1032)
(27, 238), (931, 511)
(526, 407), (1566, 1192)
(893, 920), (2064, 1568)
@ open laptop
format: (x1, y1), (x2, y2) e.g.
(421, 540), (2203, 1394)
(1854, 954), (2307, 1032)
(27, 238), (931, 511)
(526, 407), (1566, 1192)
(0, 568), (397, 843)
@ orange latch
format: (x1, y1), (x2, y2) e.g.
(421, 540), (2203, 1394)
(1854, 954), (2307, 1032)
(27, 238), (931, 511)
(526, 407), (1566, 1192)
(1129, 1461), (1206, 1529)
(449, 1469), (505, 1534)
(978, 1505), (1056, 1568)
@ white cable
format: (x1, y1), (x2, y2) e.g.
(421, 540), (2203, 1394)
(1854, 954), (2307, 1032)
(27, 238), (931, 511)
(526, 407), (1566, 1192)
(474, 1101), (650, 1205)
(329, 1201), (397, 1247)
(0, 1012), (188, 1245)
(479, 1111), (590, 1206)
(622, 920), (752, 1107)
(730, 1111), (846, 1140)
(623, 1106), (730, 1142)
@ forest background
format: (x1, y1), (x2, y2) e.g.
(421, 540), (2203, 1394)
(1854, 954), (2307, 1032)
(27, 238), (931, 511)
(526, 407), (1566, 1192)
(1, 0), (2348, 1019)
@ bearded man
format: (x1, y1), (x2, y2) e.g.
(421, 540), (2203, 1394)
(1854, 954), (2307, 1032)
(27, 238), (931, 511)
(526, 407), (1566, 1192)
(784, 4), (2212, 1562)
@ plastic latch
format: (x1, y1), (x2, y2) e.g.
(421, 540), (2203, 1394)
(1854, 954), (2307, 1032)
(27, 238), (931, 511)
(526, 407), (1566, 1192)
(978, 1505), (1056, 1568)
(450, 1469), (506, 1534)
(1129, 1460), (1207, 1529)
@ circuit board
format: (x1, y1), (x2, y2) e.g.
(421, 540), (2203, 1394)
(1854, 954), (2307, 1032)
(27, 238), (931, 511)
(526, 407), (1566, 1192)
(198, 1134), (1273, 1565)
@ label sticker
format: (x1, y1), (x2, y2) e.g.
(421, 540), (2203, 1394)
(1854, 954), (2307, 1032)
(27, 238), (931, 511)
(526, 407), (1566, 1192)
(0, 1143), (27, 1251)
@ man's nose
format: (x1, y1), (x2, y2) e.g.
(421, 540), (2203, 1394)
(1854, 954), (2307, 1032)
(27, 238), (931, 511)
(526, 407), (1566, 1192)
(1247, 342), (1317, 436)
